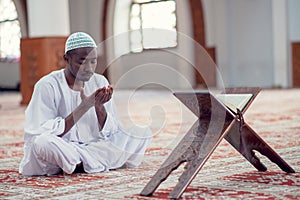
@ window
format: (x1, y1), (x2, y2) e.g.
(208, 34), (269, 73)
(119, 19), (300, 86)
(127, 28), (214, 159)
(0, 0), (21, 62)
(129, 0), (177, 53)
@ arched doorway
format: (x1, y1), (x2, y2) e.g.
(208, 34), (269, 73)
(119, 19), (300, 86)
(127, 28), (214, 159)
(101, 0), (216, 88)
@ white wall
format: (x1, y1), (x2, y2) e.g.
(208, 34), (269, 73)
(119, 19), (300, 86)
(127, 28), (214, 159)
(0, 62), (20, 89)
(202, 0), (216, 47)
(288, 0), (300, 41)
(27, 0), (70, 37)
(287, 0), (300, 87)
(229, 0), (274, 87)
(69, 0), (103, 44)
(272, 0), (289, 87)
(204, 0), (299, 88)
(207, 0), (275, 88)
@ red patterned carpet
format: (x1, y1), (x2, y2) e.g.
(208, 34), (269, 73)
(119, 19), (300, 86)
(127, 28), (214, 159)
(0, 89), (299, 199)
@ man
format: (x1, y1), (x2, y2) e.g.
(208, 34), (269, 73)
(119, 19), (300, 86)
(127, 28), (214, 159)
(19, 32), (151, 176)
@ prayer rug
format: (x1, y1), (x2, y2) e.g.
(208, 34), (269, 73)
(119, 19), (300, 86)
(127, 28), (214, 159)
(0, 89), (299, 199)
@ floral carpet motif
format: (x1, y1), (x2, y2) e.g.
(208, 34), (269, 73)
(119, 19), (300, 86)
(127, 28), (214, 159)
(0, 89), (299, 199)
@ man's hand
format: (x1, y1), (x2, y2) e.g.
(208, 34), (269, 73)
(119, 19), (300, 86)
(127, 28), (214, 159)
(61, 85), (113, 137)
(94, 85), (113, 129)
(79, 85), (113, 109)
(94, 85), (113, 107)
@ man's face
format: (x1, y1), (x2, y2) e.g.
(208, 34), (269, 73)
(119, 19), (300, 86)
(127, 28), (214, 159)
(66, 47), (97, 82)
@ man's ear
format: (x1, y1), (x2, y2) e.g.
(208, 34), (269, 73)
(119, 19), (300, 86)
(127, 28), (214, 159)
(63, 54), (69, 62)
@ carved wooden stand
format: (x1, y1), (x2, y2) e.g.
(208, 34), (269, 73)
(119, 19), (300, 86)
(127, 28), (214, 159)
(140, 87), (295, 199)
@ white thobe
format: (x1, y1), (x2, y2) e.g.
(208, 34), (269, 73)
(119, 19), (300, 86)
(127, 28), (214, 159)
(19, 69), (151, 176)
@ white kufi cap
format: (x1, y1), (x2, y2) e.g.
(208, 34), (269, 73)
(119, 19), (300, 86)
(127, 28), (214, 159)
(65, 32), (97, 53)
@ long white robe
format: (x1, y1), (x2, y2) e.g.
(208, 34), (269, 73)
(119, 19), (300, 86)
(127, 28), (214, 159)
(19, 69), (151, 176)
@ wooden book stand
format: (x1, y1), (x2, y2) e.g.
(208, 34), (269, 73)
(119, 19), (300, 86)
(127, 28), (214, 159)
(140, 87), (295, 199)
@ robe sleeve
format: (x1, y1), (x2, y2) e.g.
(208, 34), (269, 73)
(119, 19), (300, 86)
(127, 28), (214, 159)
(100, 101), (120, 137)
(24, 78), (65, 140)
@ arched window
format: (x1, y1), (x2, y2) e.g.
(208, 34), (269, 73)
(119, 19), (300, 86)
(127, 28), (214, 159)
(129, 0), (177, 53)
(0, 0), (21, 62)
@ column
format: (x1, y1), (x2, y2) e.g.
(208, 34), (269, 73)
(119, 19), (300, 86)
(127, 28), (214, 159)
(272, 0), (289, 87)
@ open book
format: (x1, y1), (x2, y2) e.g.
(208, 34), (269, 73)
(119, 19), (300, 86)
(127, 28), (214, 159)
(216, 94), (253, 113)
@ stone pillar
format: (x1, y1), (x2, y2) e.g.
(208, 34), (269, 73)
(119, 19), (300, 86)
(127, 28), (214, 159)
(272, 0), (289, 87)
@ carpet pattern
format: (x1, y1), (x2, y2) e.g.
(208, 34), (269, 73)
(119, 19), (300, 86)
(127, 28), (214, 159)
(0, 89), (299, 199)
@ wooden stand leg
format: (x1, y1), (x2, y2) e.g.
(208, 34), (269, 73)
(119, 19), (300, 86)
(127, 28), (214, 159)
(140, 159), (185, 197)
(169, 157), (209, 199)
(140, 122), (199, 196)
(225, 121), (295, 173)
(141, 118), (234, 199)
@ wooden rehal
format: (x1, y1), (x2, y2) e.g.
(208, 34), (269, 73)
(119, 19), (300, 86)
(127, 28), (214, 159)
(140, 87), (295, 199)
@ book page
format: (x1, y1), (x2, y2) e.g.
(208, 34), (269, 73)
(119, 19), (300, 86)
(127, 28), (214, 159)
(216, 94), (253, 113)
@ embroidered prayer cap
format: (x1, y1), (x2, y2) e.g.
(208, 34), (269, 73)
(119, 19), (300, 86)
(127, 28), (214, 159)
(65, 32), (97, 53)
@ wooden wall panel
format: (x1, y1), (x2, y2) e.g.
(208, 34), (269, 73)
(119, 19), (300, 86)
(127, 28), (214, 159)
(292, 42), (300, 87)
(20, 37), (67, 104)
